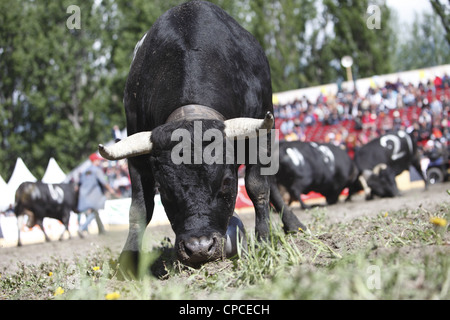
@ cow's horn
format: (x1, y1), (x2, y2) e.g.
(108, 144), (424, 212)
(373, 163), (387, 175)
(224, 112), (274, 140)
(99, 131), (153, 160)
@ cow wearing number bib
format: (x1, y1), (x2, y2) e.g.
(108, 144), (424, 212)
(347, 130), (428, 200)
(14, 181), (79, 246)
(274, 141), (358, 209)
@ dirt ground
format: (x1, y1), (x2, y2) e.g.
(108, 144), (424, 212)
(1, 181), (449, 274)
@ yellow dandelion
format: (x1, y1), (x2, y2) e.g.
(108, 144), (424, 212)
(384, 212), (388, 218)
(298, 227), (303, 232)
(105, 292), (121, 300)
(54, 287), (64, 296)
(48, 272), (53, 277)
(429, 217), (447, 227)
(92, 266), (100, 271)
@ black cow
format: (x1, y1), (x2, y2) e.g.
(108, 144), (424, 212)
(347, 130), (428, 200)
(98, 1), (304, 273)
(14, 181), (78, 246)
(274, 141), (358, 209)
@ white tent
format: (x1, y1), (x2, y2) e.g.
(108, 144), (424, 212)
(42, 157), (67, 184)
(4, 158), (37, 210)
(0, 175), (12, 212)
(7, 157), (37, 190)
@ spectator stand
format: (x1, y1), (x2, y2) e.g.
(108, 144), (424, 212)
(274, 66), (450, 196)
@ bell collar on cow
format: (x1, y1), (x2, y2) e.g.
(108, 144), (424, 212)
(166, 104), (226, 123)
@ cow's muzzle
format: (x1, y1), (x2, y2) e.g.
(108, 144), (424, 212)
(177, 233), (224, 267)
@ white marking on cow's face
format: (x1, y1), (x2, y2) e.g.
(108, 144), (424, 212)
(131, 33), (147, 63)
(286, 147), (304, 167)
(48, 184), (64, 204)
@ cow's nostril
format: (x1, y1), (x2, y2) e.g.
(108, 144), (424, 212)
(208, 237), (215, 253)
(180, 236), (220, 265)
(183, 241), (193, 257)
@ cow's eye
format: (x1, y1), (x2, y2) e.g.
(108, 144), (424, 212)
(221, 176), (233, 193)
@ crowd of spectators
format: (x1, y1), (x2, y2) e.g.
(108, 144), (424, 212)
(98, 73), (450, 198)
(275, 73), (450, 159)
(100, 158), (131, 199)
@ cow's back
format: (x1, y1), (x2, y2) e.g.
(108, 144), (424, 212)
(125, 0), (272, 132)
(279, 141), (355, 193)
(15, 182), (77, 221)
(355, 131), (416, 173)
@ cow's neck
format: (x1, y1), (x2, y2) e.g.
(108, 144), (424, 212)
(166, 104), (225, 123)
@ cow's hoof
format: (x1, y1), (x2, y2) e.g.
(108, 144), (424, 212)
(281, 210), (308, 234)
(115, 250), (139, 280)
(283, 220), (308, 234)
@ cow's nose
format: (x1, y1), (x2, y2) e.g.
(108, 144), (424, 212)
(179, 236), (220, 265)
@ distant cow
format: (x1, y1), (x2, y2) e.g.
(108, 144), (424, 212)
(14, 181), (78, 246)
(274, 141), (358, 209)
(347, 130), (428, 200)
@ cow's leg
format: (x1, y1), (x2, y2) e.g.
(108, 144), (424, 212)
(118, 160), (155, 279)
(345, 178), (362, 202)
(59, 227), (69, 241)
(269, 176), (307, 232)
(245, 164), (271, 239)
(325, 191), (340, 205)
(287, 181), (310, 209)
(16, 215), (23, 247)
(15, 203), (25, 247)
(412, 156), (429, 189)
(59, 212), (71, 241)
(37, 220), (51, 242)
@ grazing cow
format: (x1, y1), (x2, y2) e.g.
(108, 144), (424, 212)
(14, 181), (78, 246)
(347, 130), (428, 200)
(99, 1), (305, 273)
(274, 141), (358, 209)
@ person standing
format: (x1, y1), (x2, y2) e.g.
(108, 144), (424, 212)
(77, 153), (117, 237)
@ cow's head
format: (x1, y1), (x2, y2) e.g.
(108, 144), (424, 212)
(363, 163), (399, 198)
(99, 112), (273, 266)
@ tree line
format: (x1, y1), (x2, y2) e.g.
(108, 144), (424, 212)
(0, 0), (449, 179)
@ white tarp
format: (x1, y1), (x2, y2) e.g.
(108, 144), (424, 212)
(99, 195), (168, 226)
(41, 157), (67, 184)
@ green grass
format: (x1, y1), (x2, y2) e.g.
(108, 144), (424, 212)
(1, 202), (449, 300)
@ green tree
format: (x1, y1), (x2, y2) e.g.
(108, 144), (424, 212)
(393, 11), (450, 72)
(430, 0), (450, 45)
(0, 0), (119, 178)
(245, 0), (317, 92)
(323, 0), (394, 81)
